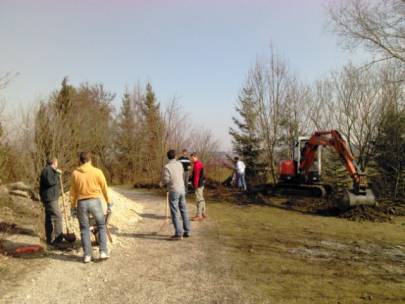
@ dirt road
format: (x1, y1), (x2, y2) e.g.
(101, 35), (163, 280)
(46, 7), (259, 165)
(1, 188), (246, 304)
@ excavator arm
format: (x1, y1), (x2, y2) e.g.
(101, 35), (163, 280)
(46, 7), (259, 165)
(299, 130), (367, 194)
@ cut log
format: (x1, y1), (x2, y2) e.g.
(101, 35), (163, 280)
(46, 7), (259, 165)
(9, 190), (30, 199)
(7, 181), (32, 192)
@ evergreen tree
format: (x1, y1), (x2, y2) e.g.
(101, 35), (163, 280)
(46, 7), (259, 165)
(34, 102), (52, 164)
(229, 84), (266, 185)
(372, 102), (405, 200)
(322, 148), (352, 196)
(115, 91), (137, 182)
(54, 77), (74, 115)
(33, 79), (115, 180)
(140, 83), (164, 183)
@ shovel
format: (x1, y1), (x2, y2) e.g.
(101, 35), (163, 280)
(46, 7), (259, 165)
(152, 192), (170, 235)
(59, 174), (77, 243)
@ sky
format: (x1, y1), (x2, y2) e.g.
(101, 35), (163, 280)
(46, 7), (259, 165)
(0, 0), (355, 150)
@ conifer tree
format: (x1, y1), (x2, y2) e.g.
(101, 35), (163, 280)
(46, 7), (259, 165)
(54, 77), (74, 116)
(140, 83), (164, 183)
(373, 102), (405, 200)
(229, 83), (266, 185)
(115, 91), (137, 182)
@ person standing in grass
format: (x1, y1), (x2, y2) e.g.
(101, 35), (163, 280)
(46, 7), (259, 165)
(178, 149), (191, 192)
(161, 149), (191, 240)
(190, 152), (207, 221)
(234, 157), (247, 191)
(70, 152), (112, 263)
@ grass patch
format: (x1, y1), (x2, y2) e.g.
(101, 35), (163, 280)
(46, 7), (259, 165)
(205, 200), (405, 303)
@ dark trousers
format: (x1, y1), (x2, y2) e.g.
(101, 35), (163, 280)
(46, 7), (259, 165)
(43, 200), (64, 244)
(183, 171), (189, 192)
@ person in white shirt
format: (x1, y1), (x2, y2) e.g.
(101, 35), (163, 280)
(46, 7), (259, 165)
(234, 157), (247, 191)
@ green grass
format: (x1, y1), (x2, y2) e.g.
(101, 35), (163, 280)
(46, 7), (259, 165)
(205, 200), (405, 303)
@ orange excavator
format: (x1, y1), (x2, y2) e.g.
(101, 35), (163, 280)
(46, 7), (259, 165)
(278, 130), (376, 209)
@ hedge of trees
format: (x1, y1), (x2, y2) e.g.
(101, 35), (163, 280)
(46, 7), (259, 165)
(230, 0), (405, 201)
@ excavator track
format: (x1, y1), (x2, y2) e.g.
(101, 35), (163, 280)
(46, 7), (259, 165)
(266, 183), (331, 197)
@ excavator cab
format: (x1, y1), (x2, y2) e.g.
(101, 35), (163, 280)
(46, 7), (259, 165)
(293, 137), (321, 183)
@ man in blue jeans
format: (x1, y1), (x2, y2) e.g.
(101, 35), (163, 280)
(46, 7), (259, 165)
(70, 152), (112, 263)
(161, 149), (191, 240)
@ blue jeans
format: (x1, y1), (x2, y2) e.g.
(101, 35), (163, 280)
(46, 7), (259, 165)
(77, 198), (107, 256)
(169, 191), (191, 236)
(237, 173), (247, 191)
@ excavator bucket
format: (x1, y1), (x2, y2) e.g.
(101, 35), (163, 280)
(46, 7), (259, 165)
(339, 189), (376, 210)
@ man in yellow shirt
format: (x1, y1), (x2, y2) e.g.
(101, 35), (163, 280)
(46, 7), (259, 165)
(70, 152), (112, 263)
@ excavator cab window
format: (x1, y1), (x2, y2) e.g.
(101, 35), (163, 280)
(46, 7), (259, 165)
(292, 140), (301, 163)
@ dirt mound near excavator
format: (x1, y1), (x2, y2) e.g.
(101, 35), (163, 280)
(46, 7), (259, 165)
(338, 200), (405, 222)
(207, 186), (405, 223)
(281, 196), (405, 222)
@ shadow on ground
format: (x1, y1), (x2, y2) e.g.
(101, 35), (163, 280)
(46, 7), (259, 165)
(138, 213), (167, 220)
(114, 232), (170, 241)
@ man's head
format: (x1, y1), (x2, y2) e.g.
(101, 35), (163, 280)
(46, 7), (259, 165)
(47, 157), (58, 169)
(234, 156), (239, 162)
(182, 149), (188, 156)
(190, 152), (198, 162)
(79, 152), (92, 165)
(167, 149), (176, 160)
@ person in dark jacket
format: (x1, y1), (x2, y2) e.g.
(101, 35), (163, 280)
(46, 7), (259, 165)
(178, 149), (191, 192)
(39, 157), (63, 245)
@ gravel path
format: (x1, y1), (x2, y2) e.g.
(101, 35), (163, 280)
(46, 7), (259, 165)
(1, 188), (245, 304)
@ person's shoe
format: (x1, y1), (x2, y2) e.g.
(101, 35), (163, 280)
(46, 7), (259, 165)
(83, 255), (91, 263)
(169, 235), (183, 241)
(183, 232), (190, 238)
(191, 216), (203, 221)
(53, 236), (65, 244)
(100, 252), (109, 260)
(202, 214), (208, 219)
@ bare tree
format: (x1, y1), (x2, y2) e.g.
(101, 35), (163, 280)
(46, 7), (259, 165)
(250, 50), (290, 182)
(0, 72), (18, 90)
(329, 0), (405, 70)
(281, 78), (314, 156)
(309, 79), (336, 131)
(189, 127), (220, 165)
(312, 64), (384, 169)
(163, 98), (192, 153)
(323, 64), (385, 170)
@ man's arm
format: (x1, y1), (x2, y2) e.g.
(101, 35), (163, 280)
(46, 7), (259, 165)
(161, 166), (170, 187)
(44, 167), (58, 187)
(193, 163), (201, 189)
(98, 170), (110, 204)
